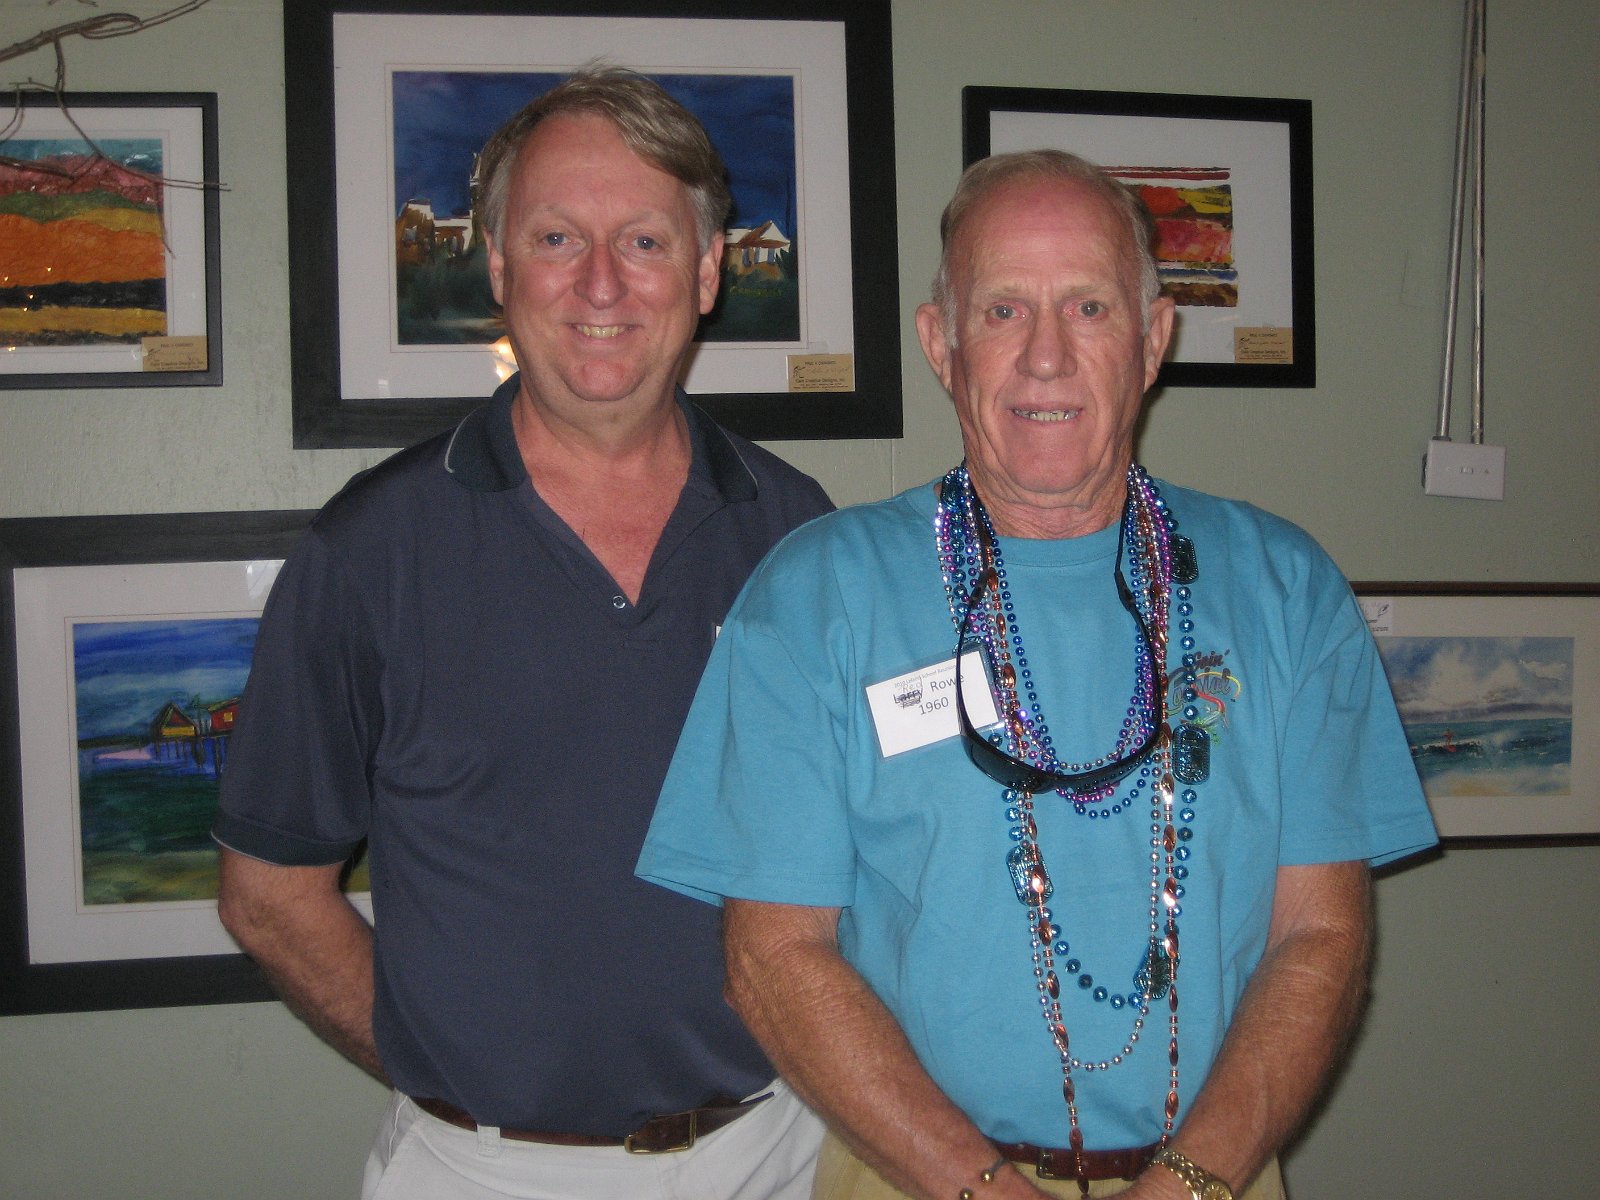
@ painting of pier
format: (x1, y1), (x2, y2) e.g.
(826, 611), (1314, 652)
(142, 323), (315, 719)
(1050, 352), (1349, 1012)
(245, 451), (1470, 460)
(70, 617), (256, 906)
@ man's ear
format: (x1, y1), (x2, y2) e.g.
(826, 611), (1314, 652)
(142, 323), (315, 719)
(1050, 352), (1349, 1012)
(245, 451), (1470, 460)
(697, 233), (725, 316)
(485, 234), (506, 307)
(1142, 295), (1176, 391)
(915, 303), (955, 393)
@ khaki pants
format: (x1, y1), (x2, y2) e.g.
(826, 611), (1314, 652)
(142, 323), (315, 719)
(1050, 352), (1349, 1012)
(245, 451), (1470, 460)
(812, 1131), (1286, 1200)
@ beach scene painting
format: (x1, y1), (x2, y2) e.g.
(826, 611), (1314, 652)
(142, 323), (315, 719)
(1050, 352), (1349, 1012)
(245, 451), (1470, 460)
(1375, 635), (1573, 799)
(69, 617), (258, 907)
(66, 613), (374, 911)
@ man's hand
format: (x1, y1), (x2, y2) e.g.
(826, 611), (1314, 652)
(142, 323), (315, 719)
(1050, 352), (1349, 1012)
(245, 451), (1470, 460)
(1144, 860), (1373, 1196)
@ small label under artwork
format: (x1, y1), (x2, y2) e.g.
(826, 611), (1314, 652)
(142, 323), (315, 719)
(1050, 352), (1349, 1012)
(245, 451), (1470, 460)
(141, 335), (208, 372)
(1359, 597), (1395, 637)
(787, 353), (854, 392)
(1233, 327), (1294, 364)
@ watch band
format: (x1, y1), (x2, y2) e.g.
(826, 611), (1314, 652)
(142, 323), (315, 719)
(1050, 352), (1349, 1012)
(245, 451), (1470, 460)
(1148, 1147), (1235, 1200)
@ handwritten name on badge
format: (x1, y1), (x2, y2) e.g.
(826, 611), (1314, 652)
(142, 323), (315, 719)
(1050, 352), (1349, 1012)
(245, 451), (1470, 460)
(866, 652), (1000, 757)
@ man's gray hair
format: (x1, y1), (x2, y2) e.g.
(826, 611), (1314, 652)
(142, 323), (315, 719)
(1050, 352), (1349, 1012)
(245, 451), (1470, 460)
(474, 64), (732, 254)
(931, 150), (1162, 341)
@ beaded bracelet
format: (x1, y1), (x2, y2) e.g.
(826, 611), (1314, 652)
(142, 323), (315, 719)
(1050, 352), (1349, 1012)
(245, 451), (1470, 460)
(957, 1155), (1011, 1200)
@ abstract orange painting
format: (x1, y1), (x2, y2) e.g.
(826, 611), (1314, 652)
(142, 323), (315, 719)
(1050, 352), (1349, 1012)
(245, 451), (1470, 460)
(0, 142), (169, 346)
(1, 93), (219, 388)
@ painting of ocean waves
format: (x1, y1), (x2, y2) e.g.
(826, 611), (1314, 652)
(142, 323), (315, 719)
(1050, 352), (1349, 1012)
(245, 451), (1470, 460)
(1403, 716), (1571, 797)
(1376, 635), (1573, 799)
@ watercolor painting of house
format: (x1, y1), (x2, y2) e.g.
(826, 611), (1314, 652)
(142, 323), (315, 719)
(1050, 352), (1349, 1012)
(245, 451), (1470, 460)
(388, 69), (800, 347)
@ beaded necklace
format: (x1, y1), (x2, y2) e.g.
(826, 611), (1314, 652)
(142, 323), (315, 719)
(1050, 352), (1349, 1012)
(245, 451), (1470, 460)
(934, 463), (1207, 1196)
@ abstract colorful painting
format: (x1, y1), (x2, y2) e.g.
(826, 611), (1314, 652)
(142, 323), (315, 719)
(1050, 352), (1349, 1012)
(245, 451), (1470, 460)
(69, 618), (257, 906)
(1105, 167), (1238, 307)
(1375, 636), (1574, 800)
(390, 70), (799, 349)
(967, 86), (1314, 387)
(0, 137), (168, 347)
(1, 93), (219, 389)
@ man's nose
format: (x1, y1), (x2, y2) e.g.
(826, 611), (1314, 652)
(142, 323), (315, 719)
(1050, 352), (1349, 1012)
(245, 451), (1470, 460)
(1019, 311), (1075, 380)
(576, 242), (624, 308)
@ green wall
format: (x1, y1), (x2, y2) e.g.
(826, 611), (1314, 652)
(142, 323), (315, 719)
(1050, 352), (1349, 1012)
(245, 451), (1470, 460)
(2, 1), (1595, 1195)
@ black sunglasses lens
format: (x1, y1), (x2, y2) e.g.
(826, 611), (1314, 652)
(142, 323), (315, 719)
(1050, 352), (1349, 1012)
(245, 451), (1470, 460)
(955, 573), (1052, 792)
(953, 563), (1163, 797)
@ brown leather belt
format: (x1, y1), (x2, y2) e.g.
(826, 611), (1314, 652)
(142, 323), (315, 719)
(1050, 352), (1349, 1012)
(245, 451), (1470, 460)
(993, 1140), (1159, 1182)
(412, 1092), (772, 1154)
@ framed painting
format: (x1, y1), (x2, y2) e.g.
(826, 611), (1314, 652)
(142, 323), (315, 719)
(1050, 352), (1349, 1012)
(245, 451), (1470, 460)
(284, 0), (901, 447)
(0, 91), (222, 389)
(1352, 582), (1600, 844)
(0, 511), (359, 1015)
(964, 86), (1314, 389)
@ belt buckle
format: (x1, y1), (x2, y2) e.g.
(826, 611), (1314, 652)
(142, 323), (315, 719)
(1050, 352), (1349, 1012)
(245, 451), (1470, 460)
(624, 1109), (697, 1154)
(1034, 1148), (1076, 1181)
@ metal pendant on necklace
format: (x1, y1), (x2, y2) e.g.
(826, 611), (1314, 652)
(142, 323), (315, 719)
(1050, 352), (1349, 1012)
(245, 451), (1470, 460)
(1171, 535), (1199, 585)
(1135, 937), (1174, 1000)
(1007, 843), (1052, 905)
(1172, 722), (1211, 784)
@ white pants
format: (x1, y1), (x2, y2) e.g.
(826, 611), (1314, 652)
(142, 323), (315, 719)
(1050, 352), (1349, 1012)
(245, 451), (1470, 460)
(361, 1080), (824, 1200)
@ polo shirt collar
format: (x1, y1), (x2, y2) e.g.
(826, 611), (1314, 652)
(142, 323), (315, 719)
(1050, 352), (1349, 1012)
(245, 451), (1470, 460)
(442, 373), (758, 504)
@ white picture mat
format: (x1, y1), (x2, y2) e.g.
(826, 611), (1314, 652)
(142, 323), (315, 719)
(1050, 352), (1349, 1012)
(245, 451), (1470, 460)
(988, 110), (1295, 364)
(333, 13), (852, 401)
(1367, 593), (1600, 838)
(3, 104), (210, 377)
(12, 559), (373, 965)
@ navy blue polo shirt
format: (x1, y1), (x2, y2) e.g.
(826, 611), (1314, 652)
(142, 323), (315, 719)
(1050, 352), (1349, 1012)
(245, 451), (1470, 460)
(215, 376), (832, 1133)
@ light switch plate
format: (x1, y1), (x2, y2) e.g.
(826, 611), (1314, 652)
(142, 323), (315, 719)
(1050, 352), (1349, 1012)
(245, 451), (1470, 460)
(1423, 439), (1506, 500)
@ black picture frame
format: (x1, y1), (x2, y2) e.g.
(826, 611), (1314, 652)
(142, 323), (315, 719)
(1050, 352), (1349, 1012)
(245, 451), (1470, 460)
(0, 91), (223, 390)
(963, 86), (1315, 390)
(284, 0), (901, 447)
(0, 511), (313, 1015)
(1350, 581), (1600, 847)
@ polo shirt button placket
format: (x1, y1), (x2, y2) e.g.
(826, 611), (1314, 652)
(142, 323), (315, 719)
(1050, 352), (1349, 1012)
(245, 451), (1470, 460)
(612, 595), (628, 610)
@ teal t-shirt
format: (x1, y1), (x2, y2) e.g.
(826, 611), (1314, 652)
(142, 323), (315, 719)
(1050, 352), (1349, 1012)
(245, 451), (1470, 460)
(638, 478), (1436, 1148)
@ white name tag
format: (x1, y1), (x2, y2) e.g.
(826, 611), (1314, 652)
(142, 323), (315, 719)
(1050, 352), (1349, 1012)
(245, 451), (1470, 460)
(866, 652), (1000, 758)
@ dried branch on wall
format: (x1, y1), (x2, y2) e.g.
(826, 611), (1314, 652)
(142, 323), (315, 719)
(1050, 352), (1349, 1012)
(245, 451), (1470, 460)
(1, 0), (220, 194)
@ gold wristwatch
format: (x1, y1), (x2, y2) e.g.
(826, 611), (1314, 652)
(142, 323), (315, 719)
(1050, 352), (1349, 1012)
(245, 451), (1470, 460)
(1148, 1147), (1234, 1200)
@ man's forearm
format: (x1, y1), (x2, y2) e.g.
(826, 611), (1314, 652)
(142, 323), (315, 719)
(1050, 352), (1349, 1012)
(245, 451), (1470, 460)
(217, 849), (387, 1083)
(723, 899), (1050, 1200)
(1131, 861), (1373, 1199)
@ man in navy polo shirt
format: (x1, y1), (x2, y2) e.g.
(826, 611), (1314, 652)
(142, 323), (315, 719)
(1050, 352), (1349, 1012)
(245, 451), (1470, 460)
(214, 68), (831, 1200)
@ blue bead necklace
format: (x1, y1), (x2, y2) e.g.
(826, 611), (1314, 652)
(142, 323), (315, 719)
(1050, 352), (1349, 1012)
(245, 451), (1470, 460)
(935, 463), (1208, 1192)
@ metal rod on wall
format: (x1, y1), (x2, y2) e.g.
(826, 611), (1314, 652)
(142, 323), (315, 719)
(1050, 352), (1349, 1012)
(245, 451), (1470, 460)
(1469, 0), (1486, 444)
(1436, 0), (1484, 442)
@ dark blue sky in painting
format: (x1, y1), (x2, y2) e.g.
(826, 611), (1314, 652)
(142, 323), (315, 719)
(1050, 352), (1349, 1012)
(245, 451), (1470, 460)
(391, 71), (796, 233)
(72, 618), (259, 741)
